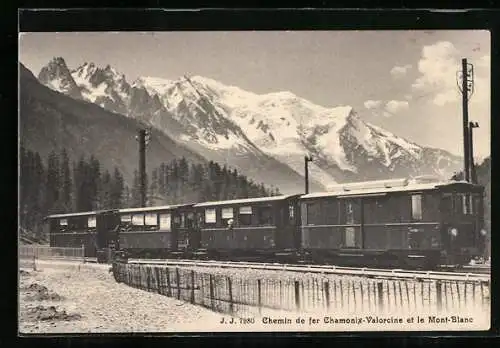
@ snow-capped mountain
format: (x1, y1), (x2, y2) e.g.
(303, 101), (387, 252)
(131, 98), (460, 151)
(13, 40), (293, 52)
(37, 57), (462, 193)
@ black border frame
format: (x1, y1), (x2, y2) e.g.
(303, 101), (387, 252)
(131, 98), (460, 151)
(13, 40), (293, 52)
(10, 6), (499, 347)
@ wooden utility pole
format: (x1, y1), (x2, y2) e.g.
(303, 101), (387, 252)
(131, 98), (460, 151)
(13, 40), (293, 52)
(304, 155), (313, 194)
(136, 128), (151, 207)
(461, 58), (471, 183)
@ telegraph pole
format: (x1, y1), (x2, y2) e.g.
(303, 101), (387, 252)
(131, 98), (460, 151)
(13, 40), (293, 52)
(457, 58), (475, 183)
(304, 155), (313, 194)
(136, 128), (151, 207)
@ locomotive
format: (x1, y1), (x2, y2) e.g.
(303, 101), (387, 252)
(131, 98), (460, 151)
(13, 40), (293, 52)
(45, 176), (488, 270)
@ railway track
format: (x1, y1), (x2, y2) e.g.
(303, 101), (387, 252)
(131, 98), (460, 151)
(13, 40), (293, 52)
(126, 258), (490, 283)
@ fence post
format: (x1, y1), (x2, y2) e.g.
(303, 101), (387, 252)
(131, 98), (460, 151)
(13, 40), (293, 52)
(32, 254), (36, 271)
(377, 281), (384, 312)
(227, 276), (234, 313)
(436, 281), (442, 311)
(176, 267), (181, 300)
(294, 280), (301, 311)
(155, 267), (161, 294)
(324, 281), (330, 310)
(191, 270), (195, 304)
(209, 274), (215, 310)
(257, 279), (262, 315)
(82, 244), (86, 264)
(166, 268), (172, 297)
(480, 281), (485, 304)
(146, 267), (151, 291)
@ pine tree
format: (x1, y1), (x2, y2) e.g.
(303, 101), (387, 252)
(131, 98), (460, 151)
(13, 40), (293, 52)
(122, 185), (131, 208)
(74, 155), (91, 211)
(131, 169), (141, 207)
(45, 150), (61, 214)
(60, 148), (72, 211)
(158, 163), (167, 197)
(100, 169), (112, 209)
(110, 167), (124, 209)
(88, 155), (101, 210)
(149, 168), (159, 205)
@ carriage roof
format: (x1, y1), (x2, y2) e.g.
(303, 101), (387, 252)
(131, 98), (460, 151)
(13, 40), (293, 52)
(118, 203), (194, 214)
(46, 209), (116, 219)
(194, 194), (299, 208)
(300, 179), (481, 200)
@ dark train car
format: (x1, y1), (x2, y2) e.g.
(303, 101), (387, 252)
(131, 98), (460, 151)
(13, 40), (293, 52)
(299, 177), (485, 269)
(116, 204), (197, 259)
(193, 195), (301, 261)
(46, 209), (119, 261)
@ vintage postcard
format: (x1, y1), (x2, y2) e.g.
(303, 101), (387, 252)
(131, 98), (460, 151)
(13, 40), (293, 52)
(18, 24), (491, 334)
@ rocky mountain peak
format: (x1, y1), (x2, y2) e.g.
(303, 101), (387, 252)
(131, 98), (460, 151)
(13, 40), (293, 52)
(35, 58), (462, 190)
(38, 57), (82, 99)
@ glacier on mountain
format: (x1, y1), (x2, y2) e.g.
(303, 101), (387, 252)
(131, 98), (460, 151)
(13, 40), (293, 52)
(36, 58), (462, 190)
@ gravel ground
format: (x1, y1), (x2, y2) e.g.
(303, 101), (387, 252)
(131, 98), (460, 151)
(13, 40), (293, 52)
(18, 261), (230, 333)
(18, 260), (490, 333)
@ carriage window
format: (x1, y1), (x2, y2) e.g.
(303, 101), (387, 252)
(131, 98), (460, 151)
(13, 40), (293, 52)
(306, 202), (322, 225)
(411, 194), (422, 220)
(121, 214), (132, 223)
(186, 212), (194, 228)
(88, 216), (96, 228)
(180, 214), (186, 228)
(258, 206), (273, 225)
(473, 194), (482, 216)
(346, 201), (354, 224)
(205, 208), (216, 224)
(59, 219), (68, 226)
(469, 195), (474, 214)
(132, 214), (145, 225)
(239, 206), (252, 226)
(222, 208), (234, 219)
(345, 227), (356, 247)
(441, 194), (453, 215)
(289, 205), (294, 219)
(461, 194), (469, 214)
(222, 208), (234, 226)
(145, 213), (158, 226)
(159, 213), (171, 231)
(324, 200), (338, 225)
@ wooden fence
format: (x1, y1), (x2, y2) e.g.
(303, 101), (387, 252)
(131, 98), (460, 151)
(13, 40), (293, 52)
(19, 245), (87, 270)
(111, 262), (491, 317)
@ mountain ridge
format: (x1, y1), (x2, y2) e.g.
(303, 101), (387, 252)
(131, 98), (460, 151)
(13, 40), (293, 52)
(35, 57), (463, 192)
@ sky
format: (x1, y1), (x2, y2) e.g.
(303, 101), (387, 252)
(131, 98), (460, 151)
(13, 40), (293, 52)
(19, 30), (491, 159)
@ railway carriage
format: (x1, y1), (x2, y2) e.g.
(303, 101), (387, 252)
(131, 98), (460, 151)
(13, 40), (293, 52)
(193, 195), (302, 261)
(46, 209), (119, 261)
(43, 175), (486, 270)
(116, 204), (197, 259)
(299, 177), (486, 269)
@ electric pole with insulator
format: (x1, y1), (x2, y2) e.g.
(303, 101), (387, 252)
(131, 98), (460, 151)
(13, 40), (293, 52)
(304, 155), (313, 194)
(469, 121), (479, 184)
(135, 128), (151, 207)
(457, 58), (475, 183)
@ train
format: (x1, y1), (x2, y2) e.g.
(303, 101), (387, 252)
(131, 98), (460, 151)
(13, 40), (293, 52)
(44, 176), (488, 270)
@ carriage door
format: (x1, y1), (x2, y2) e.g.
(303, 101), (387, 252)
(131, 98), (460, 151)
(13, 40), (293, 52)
(176, 212), (192, 250)
(96, 212), (116, 251)
(281, 200), (298, 250)
(343, 199), (361, 248)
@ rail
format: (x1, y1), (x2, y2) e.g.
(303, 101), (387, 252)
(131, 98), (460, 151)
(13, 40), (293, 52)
(127, 259), (490, 283)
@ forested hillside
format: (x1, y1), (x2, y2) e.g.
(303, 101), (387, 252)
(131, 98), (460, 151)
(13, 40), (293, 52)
(19, 145), (278, 241)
